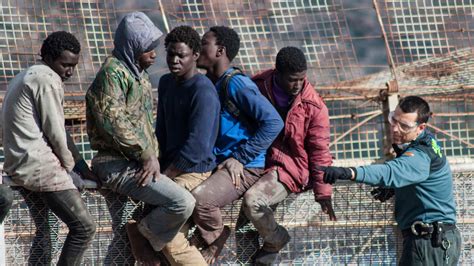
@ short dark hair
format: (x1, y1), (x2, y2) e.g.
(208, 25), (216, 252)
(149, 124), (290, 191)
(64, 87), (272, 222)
(209, 26), (240, 61)
(40, 31), (80, 61)
(275, 46), (307, 74)
(398, 96), (431, 124)
(165, 25), (201, 53)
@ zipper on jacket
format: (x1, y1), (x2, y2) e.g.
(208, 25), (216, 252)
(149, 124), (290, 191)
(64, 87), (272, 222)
(266, 78), (295, 179)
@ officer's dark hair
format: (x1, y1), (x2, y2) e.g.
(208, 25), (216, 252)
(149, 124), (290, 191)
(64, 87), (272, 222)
(209, 26), (240, 61)
(398, 96), (431, 124)
(165, 25), (201, 53)
(40, 31), (81, 61)
(276, 46), (307, 74)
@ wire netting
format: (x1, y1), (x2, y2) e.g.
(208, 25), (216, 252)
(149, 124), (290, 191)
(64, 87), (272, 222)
(2, 172), (473, 265)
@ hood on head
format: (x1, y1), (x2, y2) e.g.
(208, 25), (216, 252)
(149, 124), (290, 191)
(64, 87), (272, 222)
(112, 11), (163, 79)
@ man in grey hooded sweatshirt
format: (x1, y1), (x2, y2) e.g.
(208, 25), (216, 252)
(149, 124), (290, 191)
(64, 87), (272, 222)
(86, 12), (195, 265)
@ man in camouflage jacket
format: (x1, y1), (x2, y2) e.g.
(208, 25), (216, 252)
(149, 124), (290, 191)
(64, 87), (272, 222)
(86, 12), (195, 265)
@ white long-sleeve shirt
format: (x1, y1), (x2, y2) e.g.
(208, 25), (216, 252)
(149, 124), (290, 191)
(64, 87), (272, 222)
(2, 63), (75, 192)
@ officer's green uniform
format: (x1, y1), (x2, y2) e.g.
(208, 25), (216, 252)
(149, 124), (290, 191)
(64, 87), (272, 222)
(355, 130), (461, 265)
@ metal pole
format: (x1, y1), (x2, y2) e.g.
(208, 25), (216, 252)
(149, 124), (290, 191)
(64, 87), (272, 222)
(373, 0), (400, 158)
(372, 0), (402, 261)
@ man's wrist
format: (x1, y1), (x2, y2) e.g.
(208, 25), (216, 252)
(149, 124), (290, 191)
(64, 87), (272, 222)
(230, 152), (247, 165)
(140, 148), (155, 161)
(349, 167), (356, 181)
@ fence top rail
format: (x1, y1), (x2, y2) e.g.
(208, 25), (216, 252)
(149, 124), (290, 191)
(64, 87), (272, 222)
(2, 158), (473, 189)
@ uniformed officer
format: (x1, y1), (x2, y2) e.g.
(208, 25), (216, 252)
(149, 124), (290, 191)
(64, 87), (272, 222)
(320, 96), (461, 266)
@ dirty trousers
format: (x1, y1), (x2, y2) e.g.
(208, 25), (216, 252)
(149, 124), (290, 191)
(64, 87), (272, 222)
(242, 170), (291, 252)
(192, 168), (263, 245)
(18, 187), (96, 265)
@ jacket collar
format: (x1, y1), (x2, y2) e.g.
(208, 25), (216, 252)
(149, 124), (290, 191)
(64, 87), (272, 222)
(257, 69), (318, 107)
(393, 130), (431, 155)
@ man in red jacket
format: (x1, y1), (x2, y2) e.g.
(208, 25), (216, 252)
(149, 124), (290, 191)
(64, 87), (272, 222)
(242, 46), (336, 264)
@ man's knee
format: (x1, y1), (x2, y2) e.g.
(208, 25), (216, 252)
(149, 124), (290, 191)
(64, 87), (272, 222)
(79, 218), (97, 242)
(192, 180), (219, 209)
(69, 207), (96, 242)
(242, 188), (260, 216)
(183, 193), (195, 218)
(191, 182), (205, 201)
(174, 189), (195, 219)
(191, 184), (208, 211)
(86, 218), (97, 236)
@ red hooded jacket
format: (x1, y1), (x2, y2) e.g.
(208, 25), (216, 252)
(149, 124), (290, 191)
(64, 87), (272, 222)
(252, 69), (333, 200)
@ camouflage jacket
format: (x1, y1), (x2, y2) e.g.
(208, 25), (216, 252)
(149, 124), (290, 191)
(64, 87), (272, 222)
(86, 56), (159, 162)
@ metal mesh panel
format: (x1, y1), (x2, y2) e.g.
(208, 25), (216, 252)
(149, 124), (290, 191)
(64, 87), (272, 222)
(0, 0), (473, 164)
(2, 172), (473, 265)
(327, 99), (385, 160)
(427, 96), (474, 158)
(378, 0), (474, 64)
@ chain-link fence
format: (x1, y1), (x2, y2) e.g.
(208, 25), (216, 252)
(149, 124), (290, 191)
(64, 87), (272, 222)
(2, 0), (473, 163)
(2, 170), (473, 265)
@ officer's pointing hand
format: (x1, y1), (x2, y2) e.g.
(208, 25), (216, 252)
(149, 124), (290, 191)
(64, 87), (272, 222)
(318, 166), (355, 184)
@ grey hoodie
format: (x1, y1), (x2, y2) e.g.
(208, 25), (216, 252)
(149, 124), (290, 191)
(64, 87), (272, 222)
(112, 12), (163, 80)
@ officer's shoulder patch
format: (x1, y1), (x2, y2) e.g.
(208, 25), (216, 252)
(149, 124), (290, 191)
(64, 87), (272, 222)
(403, 151), (415, 157)
(431, 139), (443, 158)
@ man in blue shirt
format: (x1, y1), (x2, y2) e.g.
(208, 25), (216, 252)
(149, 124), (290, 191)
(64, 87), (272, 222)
(191, 26), (284, 264)
(321, 96), (461, 265)
(156, 25), (220, 266)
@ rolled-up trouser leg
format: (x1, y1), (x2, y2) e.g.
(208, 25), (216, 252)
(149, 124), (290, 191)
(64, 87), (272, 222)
(162, 172), (210, 266)
(242, 170), (291, 252)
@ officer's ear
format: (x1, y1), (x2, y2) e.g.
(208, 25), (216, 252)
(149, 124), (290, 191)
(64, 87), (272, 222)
(418, 122), (427, 131)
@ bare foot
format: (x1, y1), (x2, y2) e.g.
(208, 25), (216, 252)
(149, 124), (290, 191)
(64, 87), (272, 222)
(126, 220), (161, 266)
(201, 225), (231, 264)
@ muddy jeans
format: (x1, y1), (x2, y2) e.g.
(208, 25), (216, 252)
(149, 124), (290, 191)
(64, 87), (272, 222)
(162, 172), (211, 266)
(18, 188), (96, 266)
(192, 168), (263, 245)
(92, 159), (195, 252)
(242, 170), (291, 252)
